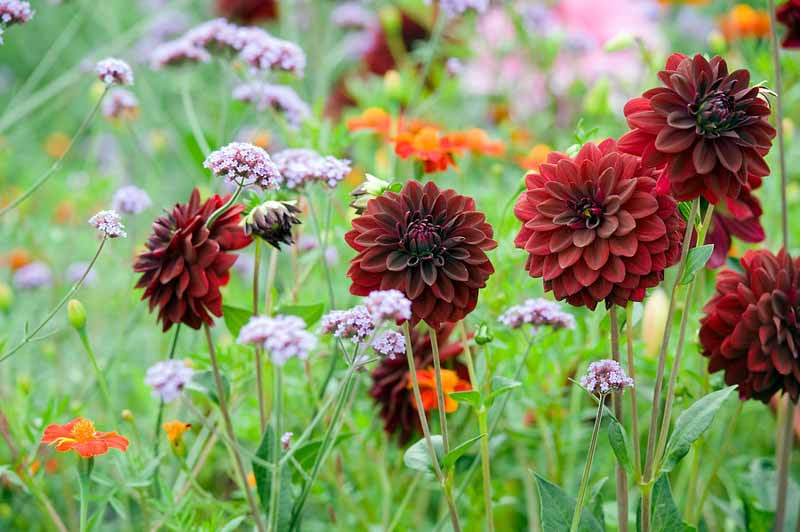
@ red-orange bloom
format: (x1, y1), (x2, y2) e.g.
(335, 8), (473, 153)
(407, 367), (471, 412)
(347, 107), (393, 137)
(41, 418), (129, 458)
(393, 127), (458, 173)
(719, 5), (771, 42)
(444, 128), (505, 157)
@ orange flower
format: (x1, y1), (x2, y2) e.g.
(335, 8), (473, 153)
(517, 144), (552, 171)
(45, 132), (70, 159)
(407, 367), (471, 413)
(719, 4), (770, 41)
(393, 127), (457, 173)
(163, 420), (191, 447)
(41, 418), (129, 458)
(347, 107), (393, 137)
(5, 248), (32, 271)
(444, 128), (505, 157)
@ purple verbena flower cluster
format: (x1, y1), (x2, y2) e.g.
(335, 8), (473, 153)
(371, 330), (406, 359)
(66, 262), (97, 286)
(320, 305), (375, 342)
(144, 359), (194, 403)
(271, 148), (351, 189)
(364, 289), (412, 323)
(112, 185), (152, 214)
(237, 315), (317, 365)
(102, 89), (139, 120)
(498, 298), (575, 330)
(0, 0), (33, 26)
(232, 82), (310, 129)
(580, 359), (634, 395)
(89, 210), (127, 238)
(203, 142), (282, 190)
(13, 261), (51, 290)
(239, 29), (306, 76)
(95, 57), (134, 86)
(331, 3), (378, 29)
(150, 39), (211, 69)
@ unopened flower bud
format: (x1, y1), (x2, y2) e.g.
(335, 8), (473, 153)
(67, 299), (87, 330)
(121, 409), (134, 422)
(0, 282), (12, 311)
(475, 323), (493, 345)
(379, 5), (401, 34)
(242, 200), (302, 249)
(350, 174), (391, 214)
(642, 288), (669, 358)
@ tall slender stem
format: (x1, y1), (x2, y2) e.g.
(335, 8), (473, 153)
(609, 308), (629, 532)
(264, 247), (279, 316)
(624, 305), (642, 478)
(268, 366), (283, 532)
(570, 396), (606, 532)
(253, 239), (267, 433)
(78, 465), (89, 532)
(181, 74), (210, 157)
(77, 328), (112, 408)
(429, 328), (450, 454)
(0, 87), (107, 218)
(154, 325), (181, 457)
(205, 184), (242, 228)
(1, 237), (107, 363)
(203, 324), (266, 532)
(775, 393), (795, 532)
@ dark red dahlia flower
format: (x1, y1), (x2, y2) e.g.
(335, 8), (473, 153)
(777, 0), (800, 48)
(216, 0), (278, 23)
(706, 185), (765, 268)
(370, 323), (470, 443)
(513, 139), (685, 310)
(134, 189), (252, 332)
(699, 248), (800, 402)
(363, 12), (429, 75)
(618, 53), (775, 204)
(346, 180), (497, 326)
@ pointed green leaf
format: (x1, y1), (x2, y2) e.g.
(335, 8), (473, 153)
(534, 473), (604, 532)
(441, 434), (483, 470)
(253, 427), (293, 529)
(221, 304), (251, 337)
(486, 376), (522, 405)
(403, 435), (444, 475)
(651, 475), (692, 532)
(679, 245), (714, 285)
(608, 419), (632, 474)
(293, 433), (355, 469)
(275, 303), (325, 327)
(449, 390), (483, 410)
(187, 370), (230, 406)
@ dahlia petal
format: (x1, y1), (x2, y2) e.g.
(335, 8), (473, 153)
(613, 211), (636, 237)
(597, 216), (619, 239)
(655, 126), (696, 154)
(713, 138), (743, 173)
(584, 238), (610, 271)
(549, 228), (574, 253)
(573, 229), (596, 248)
(160, 256), (184, 284)
(443, 260), (469, 282)
(626, 192), (660, 219)
(692, 139), (717, 175)
(601, 255), (626, 284)
(609, 232), (638, 257)
(420, 261), (437, 286)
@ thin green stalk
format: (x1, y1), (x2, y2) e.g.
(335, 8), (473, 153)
(775, 395), (795, 532)
(570, 396), (606, 532)
(78, 458), (93, 532)
(264, 247), (279, 315)
(181, 73), (210, 157)
(624, 305), (642, 479)
(76, 328), (112, 408)
(429, 328), (451, 454)
(205, 184), (243, 228)
(153, 325), (181, 457)
(203, 324), (267, 532)
(387, 474), (422, 532)
(409, 9), (446, 108)
(268, 366), (283, 532)
(253, 239), (267, 433)
(1, 237), (107, 363)
(0, 88), (107, 218)
(609, 308), (629, 532)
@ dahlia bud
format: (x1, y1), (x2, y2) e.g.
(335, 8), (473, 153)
(67, 299), (87, 330)
(242, 200), (302, 249)
(350, 174), (391, 214)
(642, 288), (669, 358)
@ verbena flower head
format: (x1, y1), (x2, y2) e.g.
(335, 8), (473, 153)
(365, 289), (412, 323)
(580, 359), (634, 394)
(699, 248), (800, 402)
(0, 0), (33, 26)
(513, 140), (685, 310)
(150, 39), (211, 69)
(95, 57), (134, 86)
(203, 142), (282, 189)
(332, 2), (378, 29)
(102, 88), (139, 120)
(320, 305), (375, 342)
(263, 315), (316, 365)
(184, 17), (240, 52)
(112, 185), (152, 214)
(498, 298), (576, 330)
(237, 315), (273, 345)
(618, 53), (775, 203)
(41, 418), (128, 458)
(13, 261), (51, 289)
(145, 359), (194, 402)
(271, 148), (351, 189)
(281, 431), (293, 450)
(239, 29), (306, 75)
(89, 209), (127, 238)
(242, 200), (301, 249)
(133, 189), (252, 331)
(372, 330), (406, 359)
(232, 82), (310, 128)
(348, 180), (496, 326)
(426, 0), (489, 17)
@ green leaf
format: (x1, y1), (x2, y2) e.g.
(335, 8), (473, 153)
(441, 434), (483, 470)
(275, 303), (325, 327)
(253, 427), (293, 529)
(293, 433), (355, 469)
(608, 419), (632, 474)
(220, 516), (247, 532)
(486, 376), (522, 405)
(403, 435), (444, 475)
(449, 390), (483, 410)
(534, 473), (604, 532)
(679, 245), (714, 285)
(187, 370), (230, 406)
(662, 386), (736, 472)
(221, 305), (251, 337)
(651, 475), (692, 532)
(589, 478), (607, 530)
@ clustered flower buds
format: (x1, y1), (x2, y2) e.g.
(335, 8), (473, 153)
(580, 359), (634, 394)
(320, 305), (376, 342)
(242, 200), (301, 249)
(271, 148), (352, 189)
(364, 289), (412, 323)
(232, 82), (310, 128)
(88, 210), (127, 238)
(498, 298), (575, 331)
(95, 57), (134, 86)
(144, 360), (194, 403)
(203, 142), (282, 189)
(237, 314), (317, 365)
(371, 330), (406, 359)
(102, 89), (139, 120)
(13, 261), (51, 290)
(112, 185), (151, 214)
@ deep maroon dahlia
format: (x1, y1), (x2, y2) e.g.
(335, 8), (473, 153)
(777, 0), (800, 48)
(346, 180), (497, 326)
(699, 248), (800, 402)
(618, 53), (775, 204)
(216, 0), (277, 23)
(370, 323), (470, 443)
(513, 139), (685, 310)
(706, 185), (765, 268)
(134, 189), (252, 332)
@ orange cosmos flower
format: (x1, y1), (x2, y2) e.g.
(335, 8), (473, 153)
(347, 107), (393, 137)
(517, 144), (552, 171)
(407, 367), (471, 413)
(444, 128), (505, 157)
(719, 4), (770, 41)
(393, 127), (458, 173)
(41, 418), (129, 458)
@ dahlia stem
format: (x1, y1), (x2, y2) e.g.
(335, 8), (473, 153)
(654, 203), (715, 468)
(570, 395), (607, 532)
(624, 304), (642, 479)
(767, 0), (789, 250)
(429, 328), (451, 454)
(0, 87), (107, 218)
(402, 322), (462, 532)
(0, 237), (107, 363)
(253, 239), (267, 434)
(268, 365), (283, 532)
(153, 324), (181, 458)
(609, 307), (629, 532)
(205, 184), (243, 229)
(775, 394), (796, 532)
(264, 247), (279, 316)
(203, 324), (267, 532)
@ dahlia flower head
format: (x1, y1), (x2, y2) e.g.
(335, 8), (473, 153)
(237, 314), (317, 365)
(618, 53), (775, 204)
(95, 57), (134, 86)
(498, 298), (576, 331)
(777, 0), (800, 48)
(203, 142), (282, 190)
(271, 148), (351, 189)
(0, 0), (33, 26)
(346, 180), (497, 326)
(133, 189), (252, 331)
(580, 359), (634, 394)
(698, 248), (800, 402)
(514, 139), (685, 310)
(145, 359), (194, 403)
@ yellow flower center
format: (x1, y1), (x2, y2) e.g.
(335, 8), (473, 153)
(70, 419), (96, 442)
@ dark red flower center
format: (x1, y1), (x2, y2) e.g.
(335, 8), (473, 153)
(403, 214), (444, 266)
(567, 197), (604, 230)
(691, 90), (738, 136)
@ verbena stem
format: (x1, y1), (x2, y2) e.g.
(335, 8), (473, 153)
(253, 239), (267, 433)
(429, 328), (450, 454)
(570, 395), (606, 532)
(624, 304), (642, 479)
(205, 184), (243, 228)
(609, 307), (629, 532)
(268, 366), (283, 532)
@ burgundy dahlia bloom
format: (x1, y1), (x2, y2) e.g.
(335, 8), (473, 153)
(777, 0), (800, 48)
(698, 248), (800, 402)
(134, 189), (252, 331)
(346, 180), (497, 326)
(618, 53), (775, 204)
(370, 323), (470, 443)
(513, 140), (685, 309)
(216, 0), (277, 23)
(706, 185), (765, 268)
